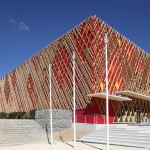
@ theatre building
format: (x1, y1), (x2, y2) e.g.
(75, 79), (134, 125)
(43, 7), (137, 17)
(0, 16), (149, 124)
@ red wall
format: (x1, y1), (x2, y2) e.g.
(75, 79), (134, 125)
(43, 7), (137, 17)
(73, 99), (115, 124)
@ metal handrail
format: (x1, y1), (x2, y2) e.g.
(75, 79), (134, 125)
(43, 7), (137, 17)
(75, 114), (106, 124)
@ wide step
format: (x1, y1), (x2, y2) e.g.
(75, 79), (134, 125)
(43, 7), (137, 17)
(0, 119), (48, 147)
(78, 124), (150, 148)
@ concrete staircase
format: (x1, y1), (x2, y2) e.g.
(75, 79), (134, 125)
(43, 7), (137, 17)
(78, 124), (150, 148)
(0, 119), (48, 147)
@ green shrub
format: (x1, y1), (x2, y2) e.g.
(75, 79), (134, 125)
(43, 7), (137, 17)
(8, 112), (19, 119)
(30, 109), (36, 119)
(0, 112), (7, 119)
(19, 112), (26, 119)
(8, 112), (27, 119)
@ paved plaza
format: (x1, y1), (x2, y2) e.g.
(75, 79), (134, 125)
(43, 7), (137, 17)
(0, 142), (149, 150)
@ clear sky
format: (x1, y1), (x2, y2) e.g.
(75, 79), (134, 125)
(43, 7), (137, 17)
(0, 0), (150, 78)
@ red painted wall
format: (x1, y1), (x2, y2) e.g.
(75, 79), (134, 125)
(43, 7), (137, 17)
(73, 98), (115, 124)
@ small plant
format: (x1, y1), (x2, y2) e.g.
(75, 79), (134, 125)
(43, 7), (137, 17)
(25, 111), (30, 119)
(8, 112), (27, 119)
(19, 112), (26, 119)
(30, 109), (37, 119)
(8, 112), (19, 119)
(0, 112), (7, 119)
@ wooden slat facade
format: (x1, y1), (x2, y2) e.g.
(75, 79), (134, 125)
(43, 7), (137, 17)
(0, 16), (149, 123)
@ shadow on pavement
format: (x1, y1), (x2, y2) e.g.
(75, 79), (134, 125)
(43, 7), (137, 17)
(60, 136), (74, 148)
(46, 123), (51, 145)
(79, 141), (103, 150)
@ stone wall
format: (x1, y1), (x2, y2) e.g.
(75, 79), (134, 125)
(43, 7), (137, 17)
(35, 109), (72, 133)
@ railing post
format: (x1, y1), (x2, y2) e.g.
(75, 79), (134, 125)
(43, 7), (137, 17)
(96, 115), (97, 124)
(96, 115), (98, 124)
(76, 115), (77, 123)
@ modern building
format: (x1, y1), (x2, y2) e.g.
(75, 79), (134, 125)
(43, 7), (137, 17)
(0, 16), (149, 124)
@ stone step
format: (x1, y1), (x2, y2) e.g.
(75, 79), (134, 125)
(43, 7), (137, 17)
(88, 133), (150, 138)
(98, 128), (150, 131)
(0, 134), (47, 138)
(78, 138), (150, 148)
(0, 119), (48, 147)
(96, 126), (150, 129)
(93, 131), (150, 135)
(94, 129), (149, 134)
(82, 135), (150, 142)
(0, 130), (45, 132)
(80, 136), (150, 144)
(78, 125), (150, 148)
(0, 137), (47, 141)
(0, 141), (48, 147)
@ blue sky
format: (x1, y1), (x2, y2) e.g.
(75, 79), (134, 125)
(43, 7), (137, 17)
(0, 0), (150, 78)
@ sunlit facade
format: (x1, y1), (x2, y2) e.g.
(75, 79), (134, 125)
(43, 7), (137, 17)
(0, 16), (149, 123)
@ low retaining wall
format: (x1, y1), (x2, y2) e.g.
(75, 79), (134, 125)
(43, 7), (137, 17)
(74, 123), (128, 132)
(35, 109), (72, 133)
(74, 123), (97, 132)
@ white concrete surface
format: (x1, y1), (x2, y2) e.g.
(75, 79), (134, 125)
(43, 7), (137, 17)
(0, 142), (149, 150)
